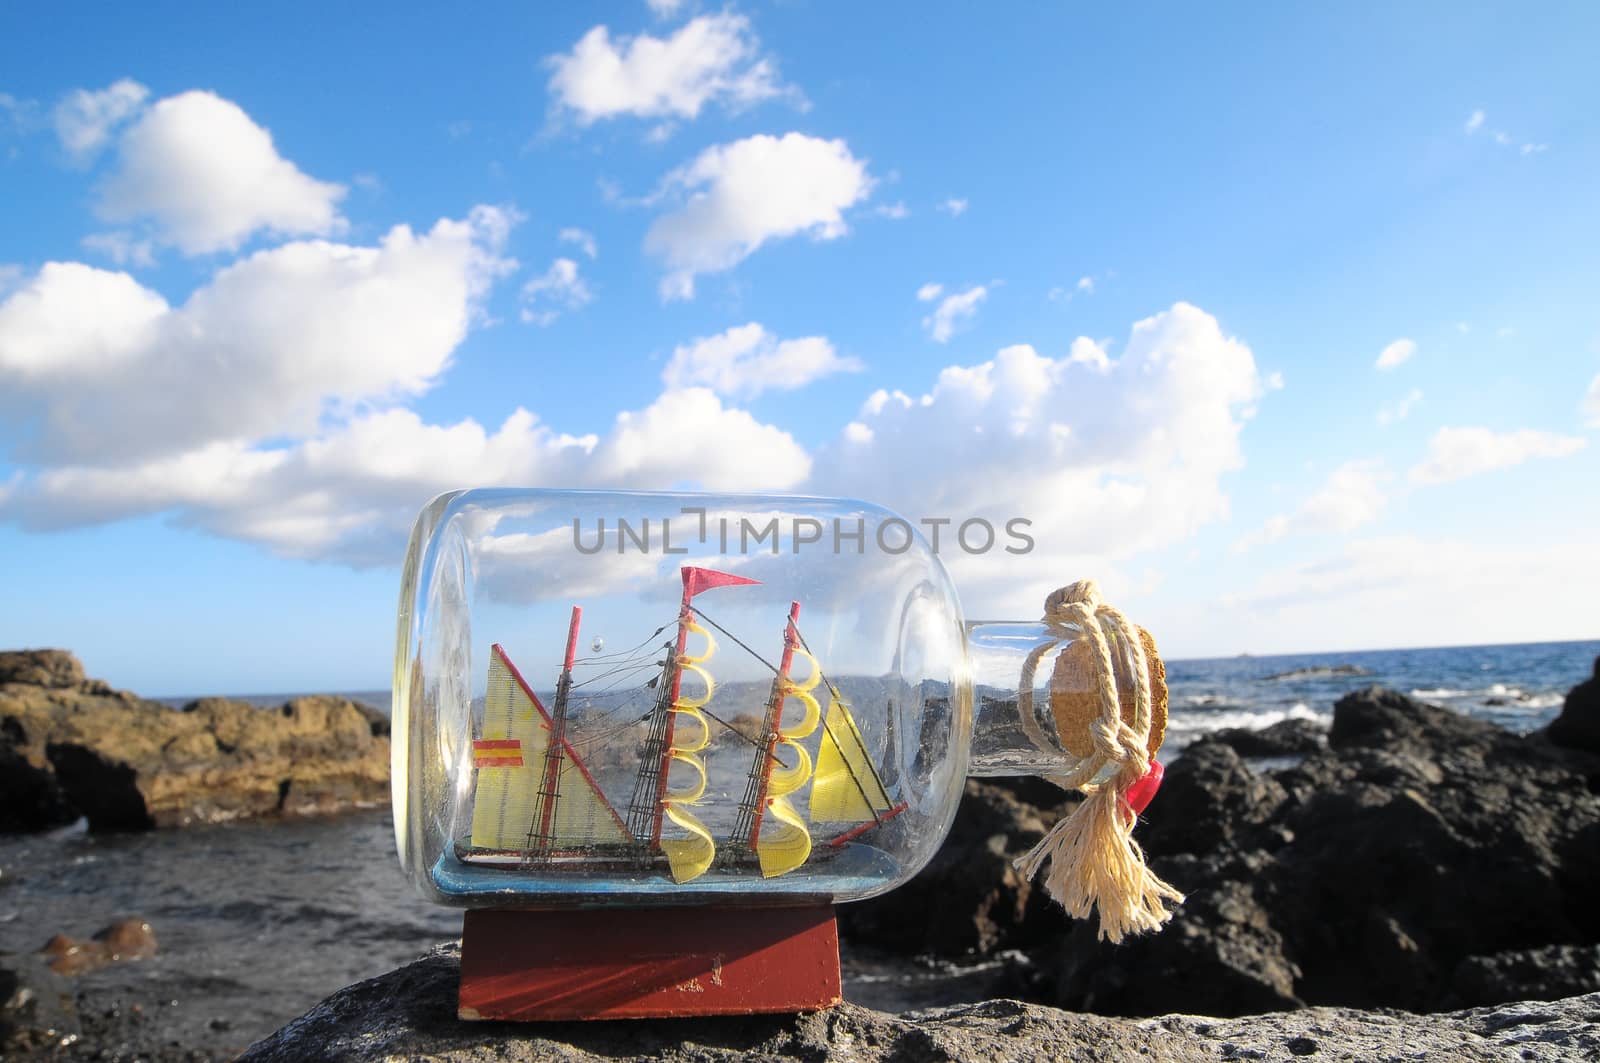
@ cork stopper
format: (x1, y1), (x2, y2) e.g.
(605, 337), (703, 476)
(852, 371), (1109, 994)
(1047, 625), (1167, 760)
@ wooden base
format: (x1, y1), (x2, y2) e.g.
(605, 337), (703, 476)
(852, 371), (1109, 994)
(458, 905), (842, 1020)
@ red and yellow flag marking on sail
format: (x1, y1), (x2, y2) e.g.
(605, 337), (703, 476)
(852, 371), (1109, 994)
(472, 739), (523, 769)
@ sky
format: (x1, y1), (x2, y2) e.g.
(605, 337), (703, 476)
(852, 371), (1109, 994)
(1, 2), (1597, 695)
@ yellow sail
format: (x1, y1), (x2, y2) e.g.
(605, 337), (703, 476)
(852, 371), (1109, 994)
(469, 645), (629, 852)
(754, 653), (823, 878)
(810, 697), (895, 824)
(756, 796), (813, 877)
(661, 624), (718, 883)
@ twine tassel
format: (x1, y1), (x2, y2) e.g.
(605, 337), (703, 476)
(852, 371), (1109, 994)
(1015, 783), (1184, 944)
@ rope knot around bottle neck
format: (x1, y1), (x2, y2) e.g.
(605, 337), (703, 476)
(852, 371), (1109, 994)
(1013, 579), (1184, 943)
(1043, 578), (1103, 618)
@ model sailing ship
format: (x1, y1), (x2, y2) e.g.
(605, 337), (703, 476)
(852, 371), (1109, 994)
(460, 566), (908, 883)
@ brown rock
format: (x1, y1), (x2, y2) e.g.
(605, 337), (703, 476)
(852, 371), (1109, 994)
(40, 918), (158, 976)
(0, 650), (390, 832)
(0, 649), (87, 690)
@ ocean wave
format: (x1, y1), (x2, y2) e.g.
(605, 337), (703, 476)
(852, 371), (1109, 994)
(1410, 684), (1563, 709)
(1168, 702), (1327, 737)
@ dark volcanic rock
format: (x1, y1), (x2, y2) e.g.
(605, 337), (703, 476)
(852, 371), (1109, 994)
(1547, 655), (1600, 754)
(1137, 740), (1288, 856)
(839, 683), (1600, 1020)
(0, 715), (77, 832)
(839, 780), (1068, 957)
(1454, 943), (1600, 1006)
(1049, 686), (1600, 1016)
(238, 944), (1600, 1063)
(0, 650), (389, 832)
(1209, 717), (1327, 758)
(1057, 877), (1302, 1017)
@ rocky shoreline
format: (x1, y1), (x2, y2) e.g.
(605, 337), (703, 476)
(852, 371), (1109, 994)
(3, 651), (1599, 1059)
(0, 649), (389, 832)
(843, 667), (1600, 1018)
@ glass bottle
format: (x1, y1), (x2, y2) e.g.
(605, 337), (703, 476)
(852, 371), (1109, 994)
(392, 489), (1163, 908)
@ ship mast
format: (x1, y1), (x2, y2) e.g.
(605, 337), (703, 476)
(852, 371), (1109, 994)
(730, 601), (802, 850)
(625, 565), (759, 861)
(527, 605), (582, 856)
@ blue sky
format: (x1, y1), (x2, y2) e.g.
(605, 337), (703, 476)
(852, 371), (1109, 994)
(1, 2), (1596, 694)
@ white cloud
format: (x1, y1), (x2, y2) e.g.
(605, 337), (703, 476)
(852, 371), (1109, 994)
(921, 284), (988, 343)
(5, 408), (593, 559)
(1467, 111), (1550, 156)
(938, 197), (968, 217)
(81, 230), (156, 268)
(808, 303), (1266, 616)
(1409, 426), (1586, 485)
(1583, 373), (1600, 428)
(1234, 460), (1390, 551)
(1, 298), (1266, 601)
(96, 90), (346, 255)
(1224, 535), (1597, 652)
(0, 206), (516, 463)
(520, 257), (593, 325)
(661, 322), (862, 398)
(647, 0), (686, 16)
(1377, 387), (1423, 425)
(875, 201), (909, 220)
(558, 227), (598, 259)
(587, 388), (811, 491)
(54, 78), (149, 162)
(1049, 276), (1098, 303)
(644, 132), (872, 300)
(1, 385), (809, 564)
(546, 14), (791, 128)
(1375, 337), (1416, 371)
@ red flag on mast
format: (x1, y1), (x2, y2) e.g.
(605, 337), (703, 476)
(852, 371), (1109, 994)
(681, 565), (761, 600)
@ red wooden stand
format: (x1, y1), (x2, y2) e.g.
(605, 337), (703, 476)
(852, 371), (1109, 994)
(458, 905), (842, 1020)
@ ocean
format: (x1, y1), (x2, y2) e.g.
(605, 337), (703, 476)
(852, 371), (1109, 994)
(4, 638), (1595, 1052)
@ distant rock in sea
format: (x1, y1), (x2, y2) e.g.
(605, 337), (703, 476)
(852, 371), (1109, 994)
(0, 649), (388, 833)
(1261, 664), (1371, 681)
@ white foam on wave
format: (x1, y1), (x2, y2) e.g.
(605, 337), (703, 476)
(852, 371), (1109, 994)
(1411, 684), (1563, 709)
(1168, 701), (1327, 737)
